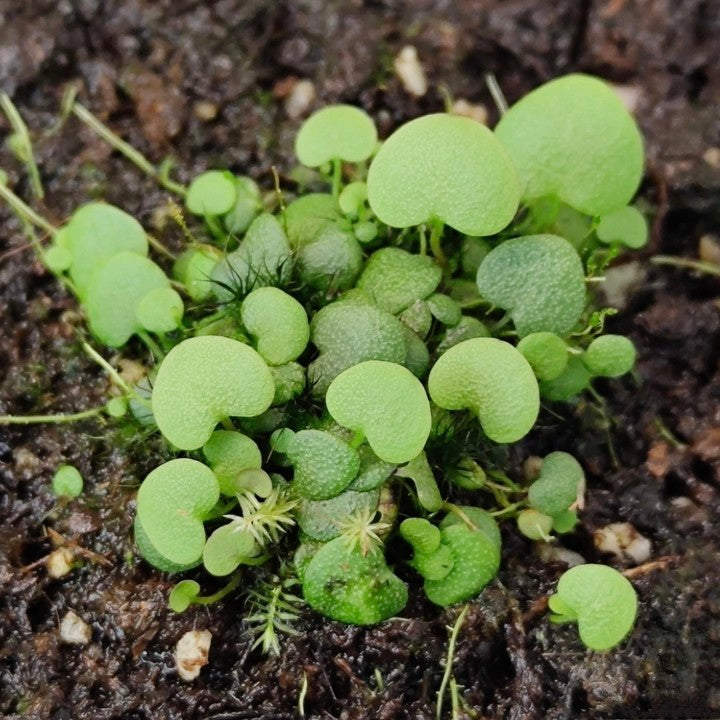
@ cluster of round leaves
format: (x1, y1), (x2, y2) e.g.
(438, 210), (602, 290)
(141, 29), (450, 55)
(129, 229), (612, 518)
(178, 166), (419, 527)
(45, 203), (185, 347)
(76, 74), (644, 649)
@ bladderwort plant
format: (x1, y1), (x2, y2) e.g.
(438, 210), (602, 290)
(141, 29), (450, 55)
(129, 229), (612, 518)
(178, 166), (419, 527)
(1, 74), (647, 663)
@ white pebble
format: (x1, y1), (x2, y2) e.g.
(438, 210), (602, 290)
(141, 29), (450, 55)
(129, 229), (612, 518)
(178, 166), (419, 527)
(175, 629), (212, 681)
(594, 522), (652, 563)
(611, 84), (642, 114)
(451, 99), (488, 125)
(59, 610), (92, 645)
(394, 46), (427, 97)
(46, 548), (75, 579)
(285, 79), (316, 119)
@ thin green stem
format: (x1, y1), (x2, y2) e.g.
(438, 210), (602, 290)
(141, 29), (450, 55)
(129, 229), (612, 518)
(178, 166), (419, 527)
(194, 573), (241, 605)
(429, 220), (447, 267)
(0, 93), (44, 198)
(490, 501), (524, 518)
(0, 180), (56, 236)
(71, 102), (187, 196)
(297, 672), (308, 718)
(651, 255), (720, 277)
(81, 341), (153, 410)
(137, 330), (165, 361)
(331, 158), (342, 198)
(419, 224), (428, 256)
(437, 603), (469, 720)
(0, 406), (105, 425)
(146, 233), (177, 260)
(484, 73), (508, 115)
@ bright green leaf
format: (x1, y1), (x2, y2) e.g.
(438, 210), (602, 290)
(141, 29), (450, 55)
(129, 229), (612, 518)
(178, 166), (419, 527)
(326, 360), (432, 464)
(152, 336), (275, 450)
(367, 114), (520, 235)
(428, 338), (539, 443)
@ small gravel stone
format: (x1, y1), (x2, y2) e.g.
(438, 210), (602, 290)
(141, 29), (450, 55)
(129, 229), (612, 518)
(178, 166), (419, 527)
(59, 610), (92, 645)
(285, 79), (316, 119)
(394, 46), (427, 97)
(46, 548), (75, 579)
(451, 99), (488, 125)
(594, 522), (652, 563)
(175, 629), (212, 681)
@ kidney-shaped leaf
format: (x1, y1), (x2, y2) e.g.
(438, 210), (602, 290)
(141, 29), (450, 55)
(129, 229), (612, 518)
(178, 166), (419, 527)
(85, 252), (183, 347)
(528, 451), (584, 517)
(152, 336), (275, 450)
(367, 114), (520, 235)
(286, 429), (360, 500)
(477, 234), (586, 337)
(308, 298), (407, 396)
(65, 202), (148, 296)
(495, 74), (644, 216)
(302, 537), (408, 625)
(295, 105), (378, 167)
(326, 360), (432, 464)
(356, 247), (442, 315)
(241, 286), (310, 366)
(136, 458), (219, 567)
(549, 564), (638, 651)
(428, 338), (539, 443)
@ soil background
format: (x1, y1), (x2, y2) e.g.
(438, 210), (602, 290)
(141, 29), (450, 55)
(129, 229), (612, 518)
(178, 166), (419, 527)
(1, 1), (720, 719)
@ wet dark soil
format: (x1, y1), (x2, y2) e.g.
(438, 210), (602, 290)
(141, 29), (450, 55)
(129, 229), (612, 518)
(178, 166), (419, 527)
(1, 1), (720, 719)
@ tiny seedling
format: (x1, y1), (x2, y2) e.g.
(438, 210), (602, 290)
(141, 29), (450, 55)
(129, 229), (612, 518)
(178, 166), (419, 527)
(367, 113), (519, 236)
(325, 360), (432, 464)
(295, 104), (378, 167)
(428, 338), (539, 443)
(2, 73), (649, 649)
(151, 336), (275, 450)
(476, 234), (586, 337)
(495, 73), (644, 216)
(549, 564), (638, 650)
(240, 286), (310, 366)
(52, 464), (83, 498)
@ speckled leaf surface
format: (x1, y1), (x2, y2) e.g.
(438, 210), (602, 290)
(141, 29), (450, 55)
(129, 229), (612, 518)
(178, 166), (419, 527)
(286, 429), (360, 500)
(428, 338), (539, 443)
(367, 114), (520, 235)
(65, 202), (147, 295)
(495, 74), (644, 216)
(326, 360), (432, 464)
(549, 564), (638, 651)
(308, 299), (407, 396)
(241, 286), (309, 366)
(476, 234), (586, 337)
(356, 247), (442, 315)
(136, 459), (219, 566)
(303, 538), (407, 625)
(295, 105), (378, 166)
(152, 336), (275, 450)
